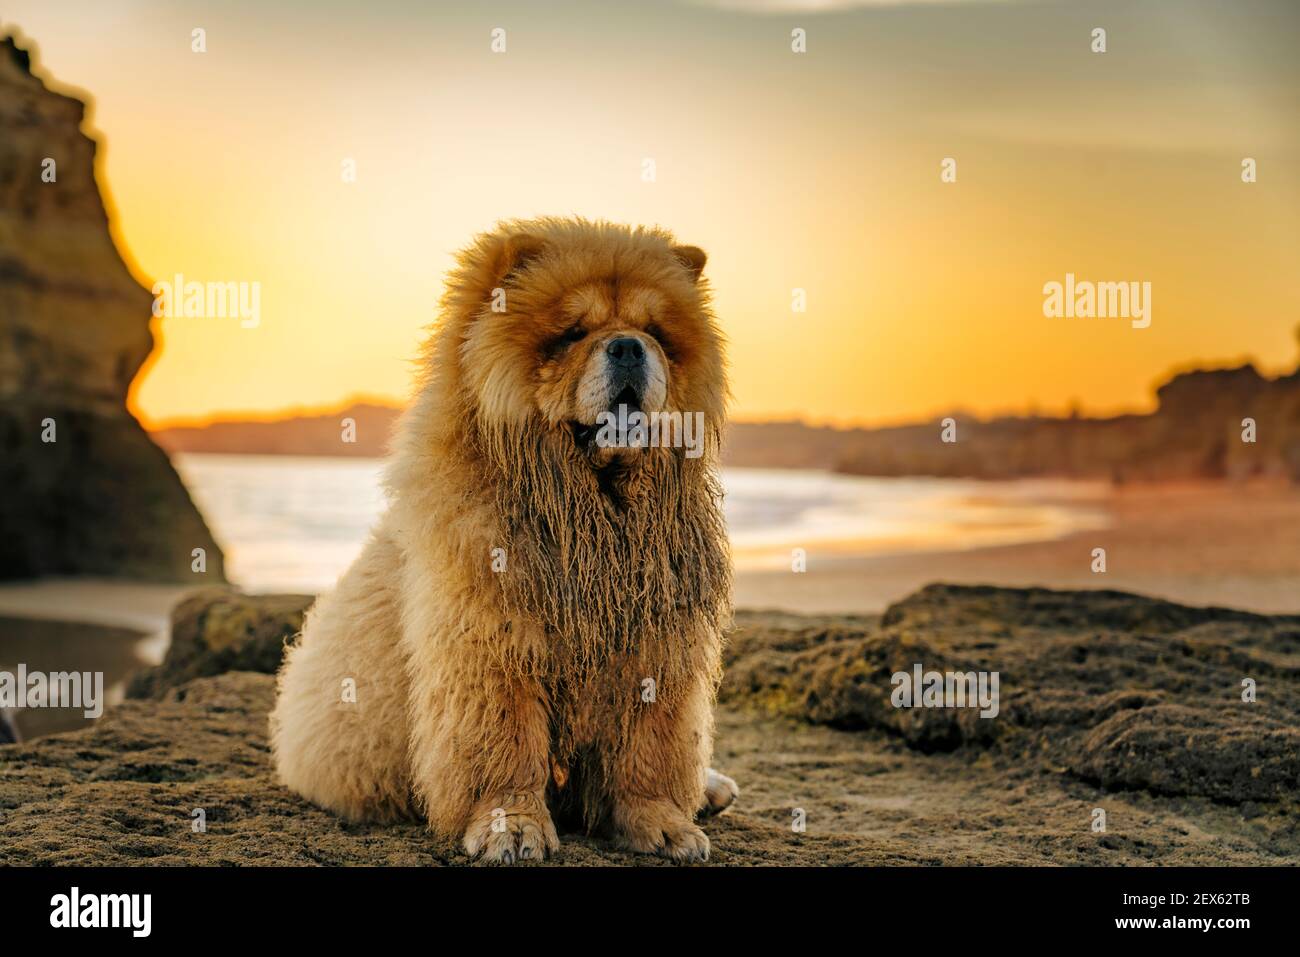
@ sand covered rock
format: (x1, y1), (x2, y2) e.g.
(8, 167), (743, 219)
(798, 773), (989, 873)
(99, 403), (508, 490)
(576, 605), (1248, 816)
(0, 671), (922, 866)
(1073, 705), (1300, 803)
(725, 585), (1300, 802)
(126, 590), (312, 699)
(0, 34), (223, 581)
(2, 584), (1296, 865)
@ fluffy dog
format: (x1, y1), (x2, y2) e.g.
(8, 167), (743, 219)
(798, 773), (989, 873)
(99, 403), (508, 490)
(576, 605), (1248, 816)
(270, 219), (736, 862)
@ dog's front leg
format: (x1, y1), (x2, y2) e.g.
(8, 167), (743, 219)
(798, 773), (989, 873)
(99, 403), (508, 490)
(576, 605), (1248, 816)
(605, 672), (714, 863)
(407, 649), (558, 864)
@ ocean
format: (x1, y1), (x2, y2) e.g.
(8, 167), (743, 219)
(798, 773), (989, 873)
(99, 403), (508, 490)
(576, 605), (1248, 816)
(173, 454), (1111, 594)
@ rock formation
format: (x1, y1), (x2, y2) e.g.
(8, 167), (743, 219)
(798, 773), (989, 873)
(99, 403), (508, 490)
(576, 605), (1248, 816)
(725, 584), (1300, 805)
(126, 589), (312, 699)
(1, 585), (1294, 865)
(0, 34), (223, 581)
(725, 357), (1300, 481)
(150, 401), (400, 458)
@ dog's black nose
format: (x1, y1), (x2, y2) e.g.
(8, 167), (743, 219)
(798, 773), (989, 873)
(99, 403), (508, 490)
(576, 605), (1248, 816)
(606, 336), (645, 367)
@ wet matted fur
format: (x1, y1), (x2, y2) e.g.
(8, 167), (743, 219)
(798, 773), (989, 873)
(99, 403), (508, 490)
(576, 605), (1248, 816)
(270, 218), (735, 862)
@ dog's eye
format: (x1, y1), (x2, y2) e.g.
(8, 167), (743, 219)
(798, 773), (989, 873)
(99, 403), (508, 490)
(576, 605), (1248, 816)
(646, 323), (674, 359)
(545, 324), (586, 358)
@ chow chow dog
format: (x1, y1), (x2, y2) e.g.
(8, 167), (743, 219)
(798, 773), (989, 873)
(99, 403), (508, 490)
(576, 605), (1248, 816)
(271, 219), (736, 862)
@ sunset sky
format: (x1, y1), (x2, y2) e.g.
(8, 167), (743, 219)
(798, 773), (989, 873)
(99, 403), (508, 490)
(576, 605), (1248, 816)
(5, 0), (1299, 428)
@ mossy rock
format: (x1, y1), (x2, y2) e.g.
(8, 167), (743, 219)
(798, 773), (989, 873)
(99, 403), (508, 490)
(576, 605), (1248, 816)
(126, 589), (314, 699)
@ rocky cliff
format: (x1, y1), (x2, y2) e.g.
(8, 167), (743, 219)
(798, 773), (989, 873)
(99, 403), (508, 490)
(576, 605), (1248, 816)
(725, 357), (1300, 482)
(151, 401), (400, 458)
(0, 35), (223, 581)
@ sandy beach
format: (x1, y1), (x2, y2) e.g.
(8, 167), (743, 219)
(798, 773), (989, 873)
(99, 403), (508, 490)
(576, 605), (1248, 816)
(2, 479), (1294, 634)
(735, 480), (1300, 615)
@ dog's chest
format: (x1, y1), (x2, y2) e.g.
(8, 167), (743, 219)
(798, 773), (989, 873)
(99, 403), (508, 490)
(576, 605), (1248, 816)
(546, 653), (645, 748)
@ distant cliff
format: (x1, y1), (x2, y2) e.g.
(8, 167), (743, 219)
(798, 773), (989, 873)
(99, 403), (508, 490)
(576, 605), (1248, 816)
(0, 35), (224, 581)
(152, 401), (399, 458)
(725, 360), (1300, 482)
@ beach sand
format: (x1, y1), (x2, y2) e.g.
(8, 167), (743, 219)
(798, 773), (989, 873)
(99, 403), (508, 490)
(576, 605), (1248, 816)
(735, 481), (1300, 615)
(4, 481), (1294, 630)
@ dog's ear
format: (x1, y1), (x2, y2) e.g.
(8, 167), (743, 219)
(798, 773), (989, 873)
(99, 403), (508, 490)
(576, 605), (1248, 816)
(671, 244), (707, 282)
(493, 232), (548, 284)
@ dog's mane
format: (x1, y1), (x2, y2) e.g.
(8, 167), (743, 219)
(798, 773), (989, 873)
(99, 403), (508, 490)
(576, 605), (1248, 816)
(385, 219), (732, 704)
(481, 422), (731, 685)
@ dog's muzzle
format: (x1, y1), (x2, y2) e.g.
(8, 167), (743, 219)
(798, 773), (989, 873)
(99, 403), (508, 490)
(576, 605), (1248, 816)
(604, 336), (647, 413)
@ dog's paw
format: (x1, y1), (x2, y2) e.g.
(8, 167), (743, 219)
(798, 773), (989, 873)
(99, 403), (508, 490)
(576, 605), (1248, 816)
(614, 799), (711, 863)
(699, 768), (739, 818)
(463, 793), (559, 864)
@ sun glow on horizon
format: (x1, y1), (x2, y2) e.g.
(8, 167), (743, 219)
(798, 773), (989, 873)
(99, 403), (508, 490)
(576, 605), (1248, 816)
(6, 0), (1299, 431)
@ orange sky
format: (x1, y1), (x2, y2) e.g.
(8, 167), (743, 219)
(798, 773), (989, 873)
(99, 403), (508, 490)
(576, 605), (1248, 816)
(5, 0), (1299, 429)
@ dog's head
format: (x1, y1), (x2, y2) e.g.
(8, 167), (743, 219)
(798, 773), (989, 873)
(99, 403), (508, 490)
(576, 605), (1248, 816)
(447, 220), (726, 469)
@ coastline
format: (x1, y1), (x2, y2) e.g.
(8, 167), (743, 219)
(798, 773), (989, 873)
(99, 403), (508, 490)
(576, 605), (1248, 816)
(1, 480), (1296, 633)
(734, 480), (1300, 615)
